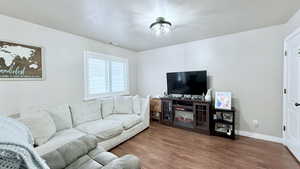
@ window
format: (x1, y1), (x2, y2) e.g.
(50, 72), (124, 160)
(84, 51), (129, 100)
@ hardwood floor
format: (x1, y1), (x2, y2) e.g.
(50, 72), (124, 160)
(111, 122), (300, 169)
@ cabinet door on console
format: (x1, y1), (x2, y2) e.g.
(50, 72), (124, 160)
(161, 100), (173, 125)
(193, 103), (210, 134)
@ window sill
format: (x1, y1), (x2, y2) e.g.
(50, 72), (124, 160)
(84, 91), (130, 101)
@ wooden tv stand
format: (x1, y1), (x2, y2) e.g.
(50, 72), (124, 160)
(160, 97), (211, 135)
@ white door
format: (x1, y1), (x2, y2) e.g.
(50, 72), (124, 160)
(284, 30), (300, 161)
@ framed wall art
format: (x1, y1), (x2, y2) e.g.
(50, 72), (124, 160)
(0, 40), (43, 80)
(215, 91), (232, 110)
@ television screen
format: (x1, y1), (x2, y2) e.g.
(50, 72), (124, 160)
(167, 71), (207, 95)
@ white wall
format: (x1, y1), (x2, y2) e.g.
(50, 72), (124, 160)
(2, 9), (298, 137)
(0, 15), (138, 116)
(137, 25), (285, 137)
(286, 9), (300, 35)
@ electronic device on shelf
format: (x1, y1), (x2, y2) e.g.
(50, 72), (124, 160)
(167, 71), (207, 96)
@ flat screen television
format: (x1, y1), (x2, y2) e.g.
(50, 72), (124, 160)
(167, 71), (207, 95)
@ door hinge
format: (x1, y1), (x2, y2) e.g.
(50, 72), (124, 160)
(283, 88), (287, 94)
(284, 50), (287, 56)
(283, 125), (286, 131)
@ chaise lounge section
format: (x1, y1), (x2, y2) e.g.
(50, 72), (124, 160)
(19, 95), (149, 168)
(42, 135), (141, 169)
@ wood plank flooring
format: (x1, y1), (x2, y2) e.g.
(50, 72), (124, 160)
(111, 122), (300, 169)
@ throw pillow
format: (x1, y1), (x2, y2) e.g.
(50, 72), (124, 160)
(70, 100), (102, 126)
(19, 111), (56, 146)
(44, 104), (73, 131)
(101, 98), (114, 118)
(114, 96), (133, 114)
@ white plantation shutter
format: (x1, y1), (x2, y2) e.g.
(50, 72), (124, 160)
(84, 51), (129, 99)
(111, 61), (127, 92)
(87, 57), (108, 95)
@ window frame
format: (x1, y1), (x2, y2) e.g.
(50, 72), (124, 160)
(84, 51), (129, 100)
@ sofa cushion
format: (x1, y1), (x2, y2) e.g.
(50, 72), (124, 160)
(114, 96), (133, 114)
(42, 135), (99, 169)
(65, 155), (103, 169)
(93, 152), (118, 166)
(105, 114), (142, 130)
(20, 111), (56, 146)
(35, 128), (86, 156)
(44, 104), (73, 131)
(102, 155), (141, 169)
(101, 98), (114, 119)
(71, 100), (102, 126)
(76, 120), (123, 141)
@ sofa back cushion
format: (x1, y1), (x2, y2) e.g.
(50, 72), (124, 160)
(19, 111), (56, 146)
(101, 98), (114, 118)
(43, 104), (73, 132)
(114, 96), (133, 114)
(70, 100), (102, 126)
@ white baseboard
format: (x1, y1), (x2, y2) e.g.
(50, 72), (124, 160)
(237, 130), (283, 144)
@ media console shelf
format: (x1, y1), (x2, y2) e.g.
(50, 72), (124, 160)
(160, 97), (211, 135)
(211, 108), (235, 139)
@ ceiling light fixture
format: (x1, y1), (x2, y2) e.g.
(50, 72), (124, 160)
(149, 17), (172, 36)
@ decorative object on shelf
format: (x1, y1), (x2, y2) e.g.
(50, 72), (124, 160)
(0, 40), (43, 80)
(211, 108), (235, 139)
(205, 88), (212, 102)
(215, 123), (232, 135)
(215, 92), (232, 110)
(150, 17), (172, 36)
(223, 112), (233, 122)
(163, 91), (168, 96)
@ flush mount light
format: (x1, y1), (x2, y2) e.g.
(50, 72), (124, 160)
(149, 17), (172, 36)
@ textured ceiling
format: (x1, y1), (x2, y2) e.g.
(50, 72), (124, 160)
(0, 0), (299, 51)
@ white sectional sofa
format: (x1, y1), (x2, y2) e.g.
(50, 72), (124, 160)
(20, 95), (150, 157)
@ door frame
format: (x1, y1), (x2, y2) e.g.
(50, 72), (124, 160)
(283, 26), (300, 161)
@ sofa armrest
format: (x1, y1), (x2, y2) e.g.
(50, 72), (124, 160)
(102, 154), (141, 169)
(139, 96), (150, 126)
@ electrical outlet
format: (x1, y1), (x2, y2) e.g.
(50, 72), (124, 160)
(253, 120), (259, 128)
